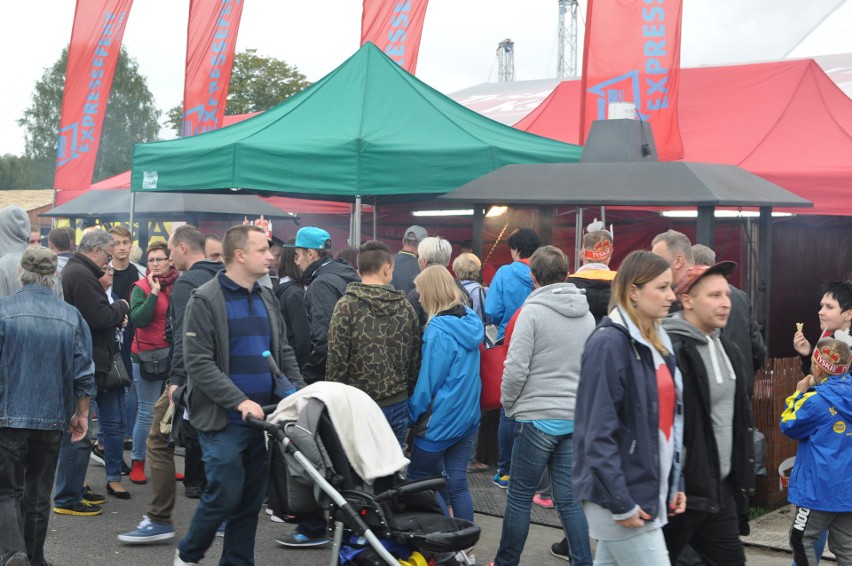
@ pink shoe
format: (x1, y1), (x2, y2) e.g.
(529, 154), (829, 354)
(533, 494), (555, 509)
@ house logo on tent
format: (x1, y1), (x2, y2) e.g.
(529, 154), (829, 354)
(587, 70), (646, 120)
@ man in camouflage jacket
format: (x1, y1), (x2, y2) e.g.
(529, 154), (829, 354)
(326, 240), (421, 449)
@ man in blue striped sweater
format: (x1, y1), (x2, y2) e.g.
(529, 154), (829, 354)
(174, 224), (305, 566)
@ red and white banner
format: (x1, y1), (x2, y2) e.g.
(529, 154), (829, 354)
(360, 0), (429, 74)
(182, 0), (245, 137)
(579, 0), (684, 160)
(55, 0), (133, 204)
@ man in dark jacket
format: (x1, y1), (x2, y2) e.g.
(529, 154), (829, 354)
(390, 224), (426, 294)
(174, 224), (304, 565)
(567, 227), (616, 324)
(291, 226), (360, 384)
(119, 224), (224, 543)
(54, 229), (130, 517)
(661, 262), (755, 565)
(327, 240), (421, 448)
(692, 244), (767, 396)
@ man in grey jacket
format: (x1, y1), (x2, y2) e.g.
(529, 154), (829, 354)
(174, 224), (305, 566)
(493, 245), (595, 566)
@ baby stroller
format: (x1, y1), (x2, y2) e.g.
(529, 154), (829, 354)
(249, 382), (480, 566)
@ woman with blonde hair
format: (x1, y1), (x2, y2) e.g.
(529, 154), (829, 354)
(408, 265), (484, 523)
(573, 250), (686, 565)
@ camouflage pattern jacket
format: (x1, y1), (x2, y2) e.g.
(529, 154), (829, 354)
(326, 282), (422, 407)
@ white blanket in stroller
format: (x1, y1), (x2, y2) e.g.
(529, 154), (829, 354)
(268, 382), (410, 483)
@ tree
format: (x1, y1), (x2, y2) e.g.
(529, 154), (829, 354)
(17, 46), (161, 185)
(166, 49), (311, 135)
(0, 155), (53, 189)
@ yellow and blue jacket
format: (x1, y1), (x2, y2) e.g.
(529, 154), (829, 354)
(780, 373), (852, 511)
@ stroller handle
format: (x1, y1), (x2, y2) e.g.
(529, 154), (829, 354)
(245, 414), (285, 440)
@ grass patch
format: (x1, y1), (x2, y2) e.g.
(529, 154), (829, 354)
(749, 506), (770, 521)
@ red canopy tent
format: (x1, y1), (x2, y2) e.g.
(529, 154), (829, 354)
(515, 58), (852, 216)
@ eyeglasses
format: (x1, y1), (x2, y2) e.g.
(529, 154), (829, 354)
(104, 267), (115, 274)
(148, 257), (169, 264)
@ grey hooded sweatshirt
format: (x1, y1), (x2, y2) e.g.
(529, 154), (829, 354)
(501, 282), (595, 421)
(662, 312), (737, 479)
(0, 206), (62, 298)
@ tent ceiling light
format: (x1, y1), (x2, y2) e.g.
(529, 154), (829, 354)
(660, 210), (793, 218)
(411, 209), (474, 217)
(486, 206), (508, 217)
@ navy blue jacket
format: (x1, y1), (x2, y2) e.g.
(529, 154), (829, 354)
(573, 313), (684, 520)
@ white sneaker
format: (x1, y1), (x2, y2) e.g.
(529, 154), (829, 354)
(174, 549), (198, 565)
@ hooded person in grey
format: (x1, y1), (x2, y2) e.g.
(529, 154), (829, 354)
(0, 206), (62, 298)
(660, 262), (754, 565)
(494, 246), (596, 566)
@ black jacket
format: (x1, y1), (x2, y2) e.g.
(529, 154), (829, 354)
(667, 330), (755, 513)
(166, 260), (224, 387)
(723, 284), (766, 392)
(61, 253), (130, 376)
(566, 275), (613, 324)
(274, 279), (311, 371)
(302, 257), (360, 383)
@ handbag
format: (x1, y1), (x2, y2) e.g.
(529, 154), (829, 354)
(138, 346), (171, 381)
(98, 352), (132, 392)
(479, 340), (508, 411)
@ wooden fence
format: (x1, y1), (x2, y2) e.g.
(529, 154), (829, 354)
(751, 357), (802, 510)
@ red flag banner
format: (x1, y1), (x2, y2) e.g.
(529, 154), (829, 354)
(182, 0), (245, 137)
(55, 0), (133, 204)
(360, 0), (429, 74)
(579, 0), (684, 160)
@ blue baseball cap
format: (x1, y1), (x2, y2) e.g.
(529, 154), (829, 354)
(288, 226), (332, 250)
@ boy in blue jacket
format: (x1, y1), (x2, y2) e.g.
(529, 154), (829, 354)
(780, 337), (852, 565)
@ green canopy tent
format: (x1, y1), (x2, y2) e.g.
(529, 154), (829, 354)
(131, 42), (581, 244)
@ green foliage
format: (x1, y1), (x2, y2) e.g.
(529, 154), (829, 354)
(166, 49), (311, 135)
(0, 154), (53, 189)
(17, 46), (160, 185)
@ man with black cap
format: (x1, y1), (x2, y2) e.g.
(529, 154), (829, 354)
(660, 262), (755, 565)
(0, 248), (95, 566)
(290, 226), (360, 385)
(390, 224), (427, 294)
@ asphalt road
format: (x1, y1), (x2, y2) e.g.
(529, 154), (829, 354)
(40, 455), (796, 565)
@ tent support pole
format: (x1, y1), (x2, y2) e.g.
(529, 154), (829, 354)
(538, 206), (553, 246)
(129, 191), (136, 235)
(696, 206), (715, 248)
(758, 207), (772, 351)
(472, 204), (484, 260)
(372, 197), (377, 240)
(574, 207), (583, 272)
(353, 196), (362, 247)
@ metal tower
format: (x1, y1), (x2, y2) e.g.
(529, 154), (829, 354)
(497, 39), (515, 82)
(557, 0), (579, 78)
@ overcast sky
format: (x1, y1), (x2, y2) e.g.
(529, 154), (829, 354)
(0, 0), (849, 156)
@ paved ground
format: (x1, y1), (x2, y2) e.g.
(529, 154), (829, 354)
(39, 454), (822, 565)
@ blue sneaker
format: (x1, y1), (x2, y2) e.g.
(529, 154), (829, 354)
(275, 531), (330, 547)
(492, 472), (510, 489)
(118, 515), (175, 544)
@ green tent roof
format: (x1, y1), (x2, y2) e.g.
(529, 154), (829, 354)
(131, 42), (581, 198)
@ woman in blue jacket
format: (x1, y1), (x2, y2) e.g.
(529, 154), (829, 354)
(573, 251), (686, 565)
(408, 265), (484, 522)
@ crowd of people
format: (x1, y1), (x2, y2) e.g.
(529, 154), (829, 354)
(0, 204), (849, 566)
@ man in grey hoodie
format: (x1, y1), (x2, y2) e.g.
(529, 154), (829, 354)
(0, 206), (62, 298)
(492, 245), (595, 566)
(661, 262), (755, 565)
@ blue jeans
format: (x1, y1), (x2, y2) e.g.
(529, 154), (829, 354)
(0, 428), (62, 566)
(54, 410), (94, 507)
(131, 363), (164, 461)
(495, 422), (591, 566)
(497, 408), (517, 475)
(380, 400), (408, 451)
(125, 383), (137, 440)
(178, 424), (268, 566)
(408, 432), (476, 522)
(96, 385), (126, 482)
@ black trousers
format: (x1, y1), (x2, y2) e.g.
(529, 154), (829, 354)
(0, 428), (62, 566)
(663, 481), (746, 566)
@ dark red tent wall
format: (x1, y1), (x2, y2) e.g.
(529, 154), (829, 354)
(515, 59), (852, 217)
